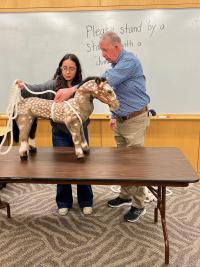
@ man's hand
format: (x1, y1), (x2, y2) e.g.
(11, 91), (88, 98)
(54, 87), (76, 103)
(109, 118), (116, 131)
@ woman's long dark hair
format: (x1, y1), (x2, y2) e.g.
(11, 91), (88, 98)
(53, 54), (82, 90)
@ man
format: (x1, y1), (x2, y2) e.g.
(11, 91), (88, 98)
(99, 31), (150, 223)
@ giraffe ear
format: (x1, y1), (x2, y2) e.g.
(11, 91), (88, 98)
(95, 77), (101, 85)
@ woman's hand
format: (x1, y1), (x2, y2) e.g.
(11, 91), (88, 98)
(54, 87), (76, 103)
(15, 80), (25, 90)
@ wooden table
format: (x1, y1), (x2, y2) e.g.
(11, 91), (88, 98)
(0, 147), (199, 264)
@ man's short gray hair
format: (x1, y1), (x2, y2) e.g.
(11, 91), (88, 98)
(100, 31), (121, 45)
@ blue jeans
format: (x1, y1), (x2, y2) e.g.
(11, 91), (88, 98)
(52, 120), (93, 209)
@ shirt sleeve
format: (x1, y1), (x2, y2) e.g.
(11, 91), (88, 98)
(21, 80), (56, 100)
(102, 58), (136, 88)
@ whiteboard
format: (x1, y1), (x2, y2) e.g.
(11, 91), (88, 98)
(0, 9), (200, 114)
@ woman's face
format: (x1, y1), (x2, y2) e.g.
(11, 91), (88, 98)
(60, 59), (77, 81)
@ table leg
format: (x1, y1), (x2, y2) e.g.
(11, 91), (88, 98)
(160, 186), (169, 264)
(154, 186), (161, 223)
(0, 197), (11, 218)
(149, 186), (169, 264)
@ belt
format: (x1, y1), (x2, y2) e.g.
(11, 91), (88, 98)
(116, 106), (148, 122)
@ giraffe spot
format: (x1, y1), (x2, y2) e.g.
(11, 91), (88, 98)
(19, 124), (25, 130)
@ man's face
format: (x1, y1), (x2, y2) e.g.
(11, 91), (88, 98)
(99, 38), (120, 63)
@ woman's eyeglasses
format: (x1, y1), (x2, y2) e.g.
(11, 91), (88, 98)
(61, 66), (76, 72)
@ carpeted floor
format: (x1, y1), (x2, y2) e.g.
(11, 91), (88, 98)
(0, 183), (200, 267)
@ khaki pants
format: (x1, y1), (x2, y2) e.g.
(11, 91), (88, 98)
(114, 111), (150, 208)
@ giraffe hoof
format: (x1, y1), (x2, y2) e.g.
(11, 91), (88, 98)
(77, 155), (85, 160)
(20, 151), (28, 161)
(83, 149), (90, 154)
(29, 145), (37, 153)
(20, 155), (28, 161)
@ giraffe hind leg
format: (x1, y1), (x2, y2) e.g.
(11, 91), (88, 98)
(28, 118), (37, 154)
(16, 113), (34, 160)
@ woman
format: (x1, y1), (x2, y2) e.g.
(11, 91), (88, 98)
(17, 54), (93, 216)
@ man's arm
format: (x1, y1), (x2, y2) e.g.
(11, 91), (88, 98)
(102, 58), (136, 87)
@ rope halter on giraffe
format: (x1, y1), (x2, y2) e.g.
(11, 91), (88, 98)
(0, 81), (22, 155)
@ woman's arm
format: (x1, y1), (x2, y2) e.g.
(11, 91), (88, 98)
(17, 80), (57, 100)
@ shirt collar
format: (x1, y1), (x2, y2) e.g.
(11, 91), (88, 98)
(111, 49), (125, 67)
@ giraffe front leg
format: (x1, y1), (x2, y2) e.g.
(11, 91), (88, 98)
(19, 141), (29, 160)
(67, 122), (84, 159)
(80, 126), (90, 154)
(72, 131), (84, 159)
(16, 114), (34, 160)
